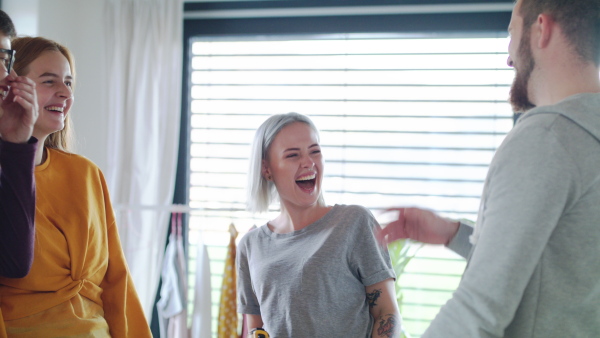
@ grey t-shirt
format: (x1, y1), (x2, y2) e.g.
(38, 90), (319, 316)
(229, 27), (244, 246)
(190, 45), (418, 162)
(237, 204), (395, 337)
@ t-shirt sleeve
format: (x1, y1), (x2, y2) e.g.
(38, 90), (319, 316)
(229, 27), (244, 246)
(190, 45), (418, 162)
(350, 207), (396, 286)
(236, 234), (261, 315)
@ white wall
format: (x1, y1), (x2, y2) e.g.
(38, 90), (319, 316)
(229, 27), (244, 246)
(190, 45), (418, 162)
(2, 0), (37, 36)
(2, 0), (109, 171)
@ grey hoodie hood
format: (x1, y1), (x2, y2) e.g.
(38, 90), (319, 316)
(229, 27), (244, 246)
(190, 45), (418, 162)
(519, 93), (600, 143)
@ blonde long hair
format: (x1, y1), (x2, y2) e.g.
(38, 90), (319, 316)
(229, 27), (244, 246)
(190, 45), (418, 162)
(12, 36), (76, 152)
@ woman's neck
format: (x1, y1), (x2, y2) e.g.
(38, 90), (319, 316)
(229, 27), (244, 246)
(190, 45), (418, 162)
(34, 136), (48, 165)
(269, 203), (331, 234)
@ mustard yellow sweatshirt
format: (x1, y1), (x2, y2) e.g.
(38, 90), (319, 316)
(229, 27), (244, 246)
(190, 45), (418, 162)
(0, 147), (151, 337)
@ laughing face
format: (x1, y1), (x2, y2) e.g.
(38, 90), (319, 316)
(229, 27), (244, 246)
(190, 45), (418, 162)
(28, 50), (74, 140)
(263, 121), (324, 211)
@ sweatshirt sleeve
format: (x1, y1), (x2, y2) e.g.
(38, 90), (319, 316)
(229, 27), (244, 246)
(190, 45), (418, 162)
(423, 122), (579, 337)
(446, 221), (473, 259)
(0, 137), (37, 278)
(97, 169), (152, 337)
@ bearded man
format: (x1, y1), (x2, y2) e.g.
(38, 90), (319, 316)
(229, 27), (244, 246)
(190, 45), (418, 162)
(378, 0), (600, 336)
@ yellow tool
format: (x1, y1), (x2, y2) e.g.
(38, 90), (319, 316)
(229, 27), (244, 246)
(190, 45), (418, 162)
(249, 327), (270, 338)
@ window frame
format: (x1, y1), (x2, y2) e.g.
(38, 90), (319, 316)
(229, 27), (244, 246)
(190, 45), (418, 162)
(169, 3), (514, 336)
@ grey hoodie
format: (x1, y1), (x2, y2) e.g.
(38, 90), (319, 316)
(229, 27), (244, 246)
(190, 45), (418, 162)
(427, 93), (600, 337)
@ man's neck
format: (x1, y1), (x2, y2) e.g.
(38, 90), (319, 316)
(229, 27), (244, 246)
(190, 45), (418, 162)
(531, 61), (600, 107)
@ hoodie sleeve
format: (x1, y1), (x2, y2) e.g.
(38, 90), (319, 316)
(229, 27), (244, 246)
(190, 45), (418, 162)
(423, 119), (580, 337)
(0, 138), (37, 278)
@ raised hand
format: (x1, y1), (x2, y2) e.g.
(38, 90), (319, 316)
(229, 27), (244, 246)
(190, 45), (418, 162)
(377, 207), (459, 246)
(0, 71), (38, 143)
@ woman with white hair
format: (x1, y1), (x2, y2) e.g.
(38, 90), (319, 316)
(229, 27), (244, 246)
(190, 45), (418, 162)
(237, 112), (401, 337)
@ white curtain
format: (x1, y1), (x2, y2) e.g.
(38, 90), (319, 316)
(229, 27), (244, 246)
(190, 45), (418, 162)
(104, 0), (183, 318)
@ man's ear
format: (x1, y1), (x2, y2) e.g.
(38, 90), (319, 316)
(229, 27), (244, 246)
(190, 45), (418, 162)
(535, 13), (554, 49)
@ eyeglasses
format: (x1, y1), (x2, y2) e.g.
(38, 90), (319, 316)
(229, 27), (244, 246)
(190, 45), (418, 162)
(0, 48), (15, 74)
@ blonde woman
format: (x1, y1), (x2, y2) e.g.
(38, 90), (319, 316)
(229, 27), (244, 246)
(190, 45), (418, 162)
(0, 37), (150, 337)
(238, 113), (401, 337)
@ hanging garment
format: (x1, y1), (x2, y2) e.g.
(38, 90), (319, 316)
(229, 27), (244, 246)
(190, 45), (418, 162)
(170, 213), (189, 337)
(217, 224), (238, 338)
(191, 230), (212, 337)
(157, 213), (188, 338)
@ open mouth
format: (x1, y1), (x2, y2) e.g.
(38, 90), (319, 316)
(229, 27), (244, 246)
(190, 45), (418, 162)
(296, 173), (316, 191)
(46, 106), (65, 113)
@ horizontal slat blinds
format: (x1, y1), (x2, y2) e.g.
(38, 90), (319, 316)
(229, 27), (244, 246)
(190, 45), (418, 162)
(183, 0), (514, 14)
(186, 34), (513, 337)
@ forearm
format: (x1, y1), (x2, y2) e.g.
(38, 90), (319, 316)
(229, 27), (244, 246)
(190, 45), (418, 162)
(367, 279), (401, 337)
(0, 138), (37, 278)
(372, 312), (401, 338)
(246, 314), (264, 336)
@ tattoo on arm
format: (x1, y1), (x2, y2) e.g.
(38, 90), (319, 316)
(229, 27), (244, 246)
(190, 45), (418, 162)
(366, 288), (382, 308)
(376, 314), (399, 337)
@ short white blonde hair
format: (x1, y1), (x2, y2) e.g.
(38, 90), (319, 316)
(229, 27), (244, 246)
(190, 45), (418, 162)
(246, 112), (326, 213)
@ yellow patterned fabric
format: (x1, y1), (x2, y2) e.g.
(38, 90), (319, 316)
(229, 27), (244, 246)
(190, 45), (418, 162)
(0, 306), (5, 338)
(218, 224), (238, 338)
(0, 148), (151, 337)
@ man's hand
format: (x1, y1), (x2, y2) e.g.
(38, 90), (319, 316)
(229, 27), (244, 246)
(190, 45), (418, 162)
(0, 71), (38, 143)
(377, 207), (459, 246)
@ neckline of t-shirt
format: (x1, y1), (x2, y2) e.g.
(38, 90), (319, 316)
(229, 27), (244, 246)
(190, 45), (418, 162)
(261, 204), (339, 239)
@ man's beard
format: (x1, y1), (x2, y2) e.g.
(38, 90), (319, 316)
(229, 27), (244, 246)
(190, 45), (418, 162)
(509, 28), (536, 113)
